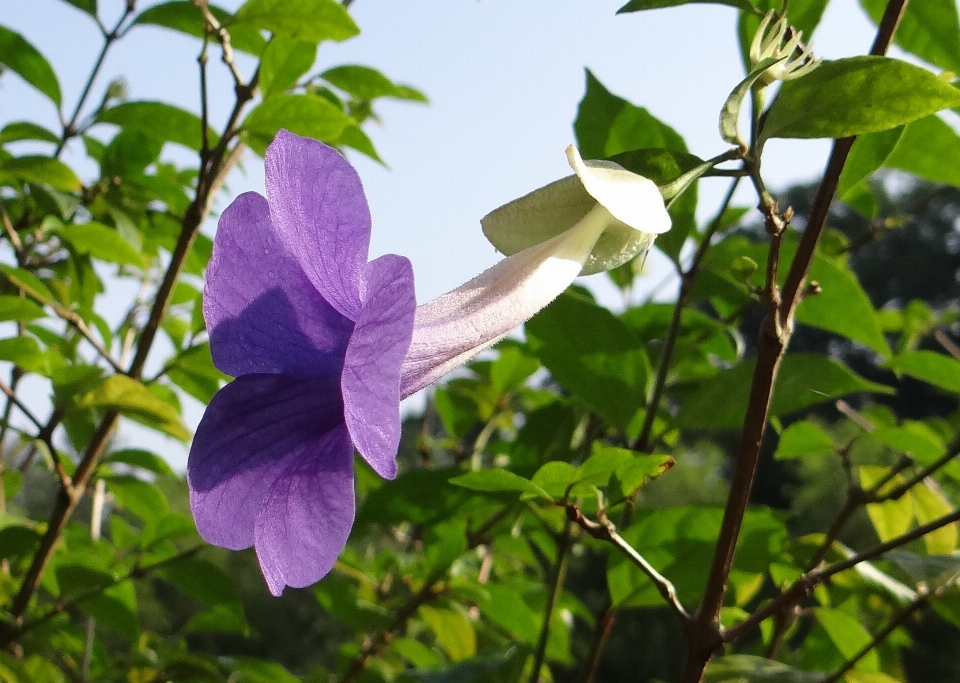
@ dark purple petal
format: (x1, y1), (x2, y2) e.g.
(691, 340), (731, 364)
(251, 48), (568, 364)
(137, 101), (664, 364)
(188, 373), (345, 551)
(265, 130), (371, 321)
(342, 255), (416, 480)
(255, 425), (355, 595)
(204, 191), (353, 378)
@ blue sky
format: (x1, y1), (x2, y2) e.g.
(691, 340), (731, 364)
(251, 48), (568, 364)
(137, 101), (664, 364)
(3, 0), (880, 466)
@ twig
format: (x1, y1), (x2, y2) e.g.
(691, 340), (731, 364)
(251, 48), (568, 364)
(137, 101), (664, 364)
(724, 503), (960, 643)
(13, 544), (203, 639)
(55, 4), (137, 156)
(822, 572), (958, 683)
(192, 0), (245, 89)
(565, 503), (690, 622)
(529, 520), (572, 683)
(0, 377), (43, 433)
(835, 399), (875, 432)
(635, 176), (742, 451)
(577, 600), (616, 683)
(337, 574), (446, 683)
(935, 330), (960, 361)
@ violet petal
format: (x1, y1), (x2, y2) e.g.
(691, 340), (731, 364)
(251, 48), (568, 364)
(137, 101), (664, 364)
(254, 425), (355, 595)
(265, 130), (371, 321)
(204, 191), (353, 378)
(188, 373), (344, 551)
(342, 254), (416, 480)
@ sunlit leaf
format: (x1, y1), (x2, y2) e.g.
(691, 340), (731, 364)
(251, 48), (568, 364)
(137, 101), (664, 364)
(0, 25), (62, 106)
(762, 57), (960, 140)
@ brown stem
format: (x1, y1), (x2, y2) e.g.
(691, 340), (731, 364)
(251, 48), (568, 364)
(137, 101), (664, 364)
(578, 602), (616, 683)
(528, 520), (572, 683)
(683, 3), (910, 679)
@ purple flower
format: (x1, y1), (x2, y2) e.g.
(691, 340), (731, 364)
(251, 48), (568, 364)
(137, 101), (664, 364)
(188, 131), (670, 594)
(188, 130), (416, 595)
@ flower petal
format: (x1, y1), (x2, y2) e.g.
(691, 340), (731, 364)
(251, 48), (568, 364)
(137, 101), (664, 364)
(255, 425), (355, 595)
(187, 373), (345, 551)
(400, 207), (609, 398)
(204, 191), (353, 377)
(265, 130), (371, 321)
(566, 145), (672, 235)
(342, 254), (416, 480)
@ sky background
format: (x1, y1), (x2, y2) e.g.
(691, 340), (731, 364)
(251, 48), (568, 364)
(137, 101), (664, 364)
(3, 0), (882, 467)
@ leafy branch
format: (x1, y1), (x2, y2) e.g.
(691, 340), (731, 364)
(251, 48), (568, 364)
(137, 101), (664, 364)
(0, 10), (260, 640)
(682, 1), (912, 679)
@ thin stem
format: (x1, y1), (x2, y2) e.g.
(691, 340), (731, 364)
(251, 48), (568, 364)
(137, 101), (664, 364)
(14, 545), (203, 639)
(55, 4), (137, 156)
(822, 578), (957, 683)
(0, 377), (43, 433)
(529, 520), (572, 683)
(636, 176), (741, 451)
(338, 574), (446, 683)
(577, 601), (615, 683)
(565, 503), (690, 622)
(725, 503), (960, 643)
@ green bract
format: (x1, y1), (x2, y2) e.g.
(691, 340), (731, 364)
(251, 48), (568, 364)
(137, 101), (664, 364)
(481, 146), (671, 276)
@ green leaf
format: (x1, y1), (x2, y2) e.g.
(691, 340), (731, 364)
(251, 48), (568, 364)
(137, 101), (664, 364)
(0, 337), (59, 376)
(859, 0), (960, 73)
(73, 374), (189, 441)
(134, 1), (266, 54)
(0, 121), (60, 145)
(418, 605), (476, 662)
(0, 156), (80, 191)
(618, 0), (758, 12)
(614, 452), (675, 495)
(574, 69), (687, 160)
(449, 469), (547, 499)
(815, 607), (880, 671)
(58, 222), (143, 267)
(0, 265), (55, 302)
(762, 57), (960, 140)
(860, 466), (913, 542)
(321, 65), (427, 102)
(233, 0), (359, 43)
(97, 100), (219, 152)
(0, 296), (44, 323)
(101, 129), (164, 179)
(837, 126), (905, 199)
(911, 482), (958, 554)
(531, 461), (579, 499)
(884, 115), (960, 188)
(704, 654), (824, 682)
(795, 255), (890, 356)
(526, 293), (651, 432)
(677, 354), (893, 429)
(161, 556), (244, 612)
(56, 564), (139, 634)
(105, 448), (175, 477)
(477, 585), (540, 644)
(0, 25), (62, 106)
(259, 37), (317, 98)
(184, 605), (249, 635)
(720, 57), (786, 146)
(241, 93), (351, 155)
(887, 350), (960, 394)
(61, 0), (98, 17)
(868, 423), (945, 465)
(104, 475), (169, 523)
(775, 421), (835, 460)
